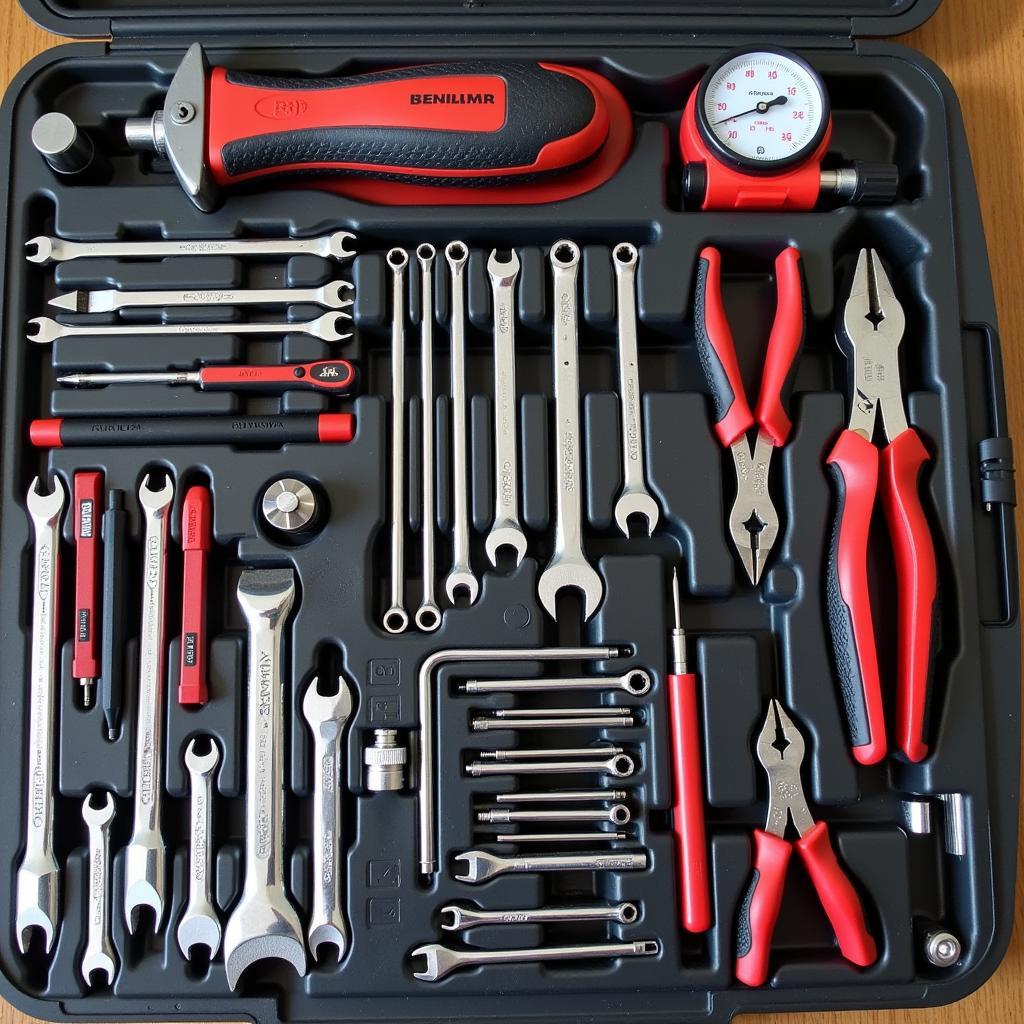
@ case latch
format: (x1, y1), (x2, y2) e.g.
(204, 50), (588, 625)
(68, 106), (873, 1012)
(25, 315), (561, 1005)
(978, 435), (1016, 510)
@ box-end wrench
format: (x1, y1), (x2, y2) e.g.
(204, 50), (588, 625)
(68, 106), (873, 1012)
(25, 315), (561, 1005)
(485, 250), (527, 567)
(301, 675), (354, 963)
(452, 848), (648, 884)
(224, 569), (305, 991)
(444, 241), (479, 605)
(440, 900), (638, 932)
(477, 805), (631, 825)
(80, 791), (117, 987)
(611, 243), (660, 537)
(15, 477), (66, 955)
(481, 746), (624, 761)
(25, 230), (357, 266)
(463, 668), (652, 696)
(537, 241), (603, 621)
(466, 754), (636, 778)
(177, 737), (222, 962)
(124, 473), (174, 935)
(495, 789), (628, 803)
(415, 244), (442, 633)
(383, 249), (409, 635)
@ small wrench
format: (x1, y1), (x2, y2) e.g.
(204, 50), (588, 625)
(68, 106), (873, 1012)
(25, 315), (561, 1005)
(477, 805), (631, 825)
(15, 477), (65, 955)
(485, 250), (527, 567)
(177, 737), (222, 962)
(415, 244), (442, 633)
(301, 675), (354, 962)
(495, 789), (627, 803)
(463, 668), (652, 696)
(28, 311), (351, 345)
(537, 241), (604, 621)
(440, 901), (638, 932)
(453, 848), (647, 884)
(495, 831), (628, 844)
(611, 243), (660, 536)
(444, 241), (479, 605)
(25, 230), (357, 265)
(481, 746), (624, 761)
(466, 754), (636, 778)
(80, 791), (117, 987)
(383, 248), (409, 634)
(471, 715), (635, 731)
(125, 473), (173, 935)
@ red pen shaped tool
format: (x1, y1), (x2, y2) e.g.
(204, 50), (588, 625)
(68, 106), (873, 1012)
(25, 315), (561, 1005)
(72, 470), (103, 707)
(179, 485), (212, 706)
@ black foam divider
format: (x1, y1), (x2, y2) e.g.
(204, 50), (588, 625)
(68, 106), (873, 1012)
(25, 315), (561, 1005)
(519, 393), (549, 534)
(470, 394), (492, 535)
(584, 392), (620, 532)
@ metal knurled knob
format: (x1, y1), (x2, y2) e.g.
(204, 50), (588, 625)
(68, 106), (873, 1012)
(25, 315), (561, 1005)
(364, 729), (407, 792)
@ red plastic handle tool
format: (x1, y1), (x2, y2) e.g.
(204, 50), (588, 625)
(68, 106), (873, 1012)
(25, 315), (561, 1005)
(72, 470), (103, 685)
(881, 428), (938, 762)
(795, 821), (878, 968)
(198, 360), (356, 394)
(179, 485), (212, 706)
(825, 428), (888, 765)
(667, 669), (711, 933)
(734, 829), (792, 987)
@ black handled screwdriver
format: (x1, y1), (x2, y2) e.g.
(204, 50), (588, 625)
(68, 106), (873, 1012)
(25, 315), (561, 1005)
(99, 489), (128, 741)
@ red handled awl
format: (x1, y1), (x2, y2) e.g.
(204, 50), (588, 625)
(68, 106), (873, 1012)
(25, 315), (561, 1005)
(124, 43), (632, 209)
(72, 470), (103, 708)
(827, 248), (938, 765)
(179, 485), (212, 706)
(735, 700), (877, 987)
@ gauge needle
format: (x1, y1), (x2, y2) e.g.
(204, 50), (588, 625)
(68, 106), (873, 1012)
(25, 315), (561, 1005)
(712, 95), (788, 126)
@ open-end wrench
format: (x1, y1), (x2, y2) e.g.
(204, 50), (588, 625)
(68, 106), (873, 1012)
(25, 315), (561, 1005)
(452, 848), (647, 884)
(177, 737), (222, 962)
(444, 241), (479, 605)
(440, 900), (638, 932)
(15, 477), (66, 956)
(28, 312), (351, 345)
(80, 791), (117, 987)
(383, 248), (410, 635)
(477, 805), (631, 825)
(124, 473), (174, 935)
(301, 675), (354, 963)
(466, 754), (636, 778)
(612, 243), (660, 536)
(463, 668), (652, 696)
(537, 241), (604, 621)
(485, 250), (527, 568)
(224, 569), (305, 991)
(50, 281), (353, 314)
(25, 230), (357, 266)
(415, 244), (442, 633)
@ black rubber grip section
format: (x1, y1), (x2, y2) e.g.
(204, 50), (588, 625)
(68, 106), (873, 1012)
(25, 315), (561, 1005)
(734, 868), (759, 959)
(692, 255), (736, 428)
(54, 415), (326, 447)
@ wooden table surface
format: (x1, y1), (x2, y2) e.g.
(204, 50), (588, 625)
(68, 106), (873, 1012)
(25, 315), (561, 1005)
(0, 0), (1020, 1021)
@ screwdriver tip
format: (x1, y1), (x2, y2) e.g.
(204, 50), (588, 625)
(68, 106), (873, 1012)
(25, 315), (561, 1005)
(107, 727), (117, 742)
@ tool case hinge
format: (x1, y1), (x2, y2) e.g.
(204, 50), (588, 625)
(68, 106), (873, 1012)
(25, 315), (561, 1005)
(979, 436), (1016, 509)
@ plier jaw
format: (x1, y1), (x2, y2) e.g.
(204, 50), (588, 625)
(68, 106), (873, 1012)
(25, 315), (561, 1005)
(756, 699), (815, 839)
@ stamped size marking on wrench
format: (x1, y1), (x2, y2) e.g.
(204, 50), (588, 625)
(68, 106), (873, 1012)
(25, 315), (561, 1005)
(80, 791), (117, 987)
(15, 478), (65, 956)
(463, 668), (652, 696)
(485, 250), (527, 567)
(453, 848), (648, 884)
(440, 901), (638, 932)
(537, 241), (604, 621)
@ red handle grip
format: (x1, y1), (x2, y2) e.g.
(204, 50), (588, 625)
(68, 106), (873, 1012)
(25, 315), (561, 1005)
(207, 61), (608, 187)
(72, 470), (103, 682)
(179, 485), (212, 706)
(795, 821), (878, 968)
(882, 428), (938, 763)
(667, 670), (711, 933)
(825, 429), (887, 765)
(735, 829), (791, 987)
(199, 360), (356, 394)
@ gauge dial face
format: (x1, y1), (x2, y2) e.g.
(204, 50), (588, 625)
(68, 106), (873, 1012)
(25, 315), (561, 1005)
(697, 49), (829, 172)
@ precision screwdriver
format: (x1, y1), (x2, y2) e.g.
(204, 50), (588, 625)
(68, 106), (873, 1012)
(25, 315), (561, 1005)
(100, 489), (128, 740)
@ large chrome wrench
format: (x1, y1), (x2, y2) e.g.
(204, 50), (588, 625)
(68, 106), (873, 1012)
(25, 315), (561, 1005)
(301, 675), (354, 963)
(537, 241), (604, 621)
(124, 473), (173, 934)
(444, 241), (479, 605)
(224, 569), (304, 991)
(485, 250), (527, 567)
(80, 791), (117, 987)
(15, 476), (65, 955)
(612, 243), (660, 536)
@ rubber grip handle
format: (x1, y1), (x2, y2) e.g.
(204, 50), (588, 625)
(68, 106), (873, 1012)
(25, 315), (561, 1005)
(735, 829), (791, 987)
(795, 821), (878, 968)
(199, 360), (356, 393)
(179, 485), (212, 706)
(754, 247), (805, 447)
(825, 429), (887, 765)
(207, 61), (608, 186)
(882, 428), (938, 763)
(693, 246), (754, 447)
(72, 470), (103, 681)
(667, 671), (711, 933)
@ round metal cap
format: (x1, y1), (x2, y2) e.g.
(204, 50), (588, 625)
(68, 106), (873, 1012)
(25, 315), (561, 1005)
(261, 478), (317, 533)
(924, 930), (961, 968)
(32, 112), (94, 175)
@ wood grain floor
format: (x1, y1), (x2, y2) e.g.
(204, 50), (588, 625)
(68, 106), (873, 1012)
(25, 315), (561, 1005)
(0, 0), (1020, 1021)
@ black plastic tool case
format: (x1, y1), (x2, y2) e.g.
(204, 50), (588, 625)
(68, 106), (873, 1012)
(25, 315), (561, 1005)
(0, 0), (1019, 1020)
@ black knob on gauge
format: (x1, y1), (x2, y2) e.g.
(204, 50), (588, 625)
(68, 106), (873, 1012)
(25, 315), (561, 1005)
(820, 161), (900, 205)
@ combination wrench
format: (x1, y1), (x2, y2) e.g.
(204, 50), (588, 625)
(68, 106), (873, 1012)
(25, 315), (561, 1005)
(440, 901), (638, 931)
(224, 569), (305, 990)
(466, 753), (636, 778)
(80, 791), (117, 987)
(444, 241), (479, 605)
(477, 805), (631, 825)
(15, 476), (65, 955)
(485, 249), (528, 567)
(463, 667), (652, 696)
(177, 737), (222, 962)
(124, 473), (173, 935)
(301, 675), (354, 963)
(453, 848), (647, 883)
(611, 243), (661, 536)
(537, 240), (604, 621)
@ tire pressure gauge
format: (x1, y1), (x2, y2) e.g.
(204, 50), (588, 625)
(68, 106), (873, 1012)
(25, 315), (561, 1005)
(680, 47), (898, 210)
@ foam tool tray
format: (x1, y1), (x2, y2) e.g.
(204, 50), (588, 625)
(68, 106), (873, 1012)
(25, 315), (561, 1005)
(0, 0), (1018, 1022)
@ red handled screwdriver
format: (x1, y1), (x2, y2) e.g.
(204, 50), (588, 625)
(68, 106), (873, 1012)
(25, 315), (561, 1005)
(72, 470), (103, 708)
(179, 485), (212, 706)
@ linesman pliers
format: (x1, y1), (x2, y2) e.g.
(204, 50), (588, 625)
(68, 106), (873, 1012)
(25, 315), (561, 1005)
(826, 248), (938, 765)
(735, 700), (878, 987)
(693, 246), (805, 585)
